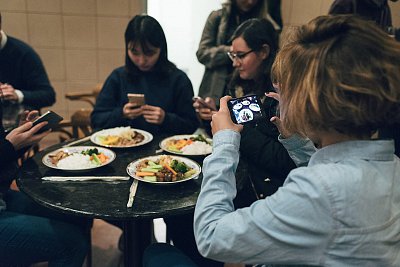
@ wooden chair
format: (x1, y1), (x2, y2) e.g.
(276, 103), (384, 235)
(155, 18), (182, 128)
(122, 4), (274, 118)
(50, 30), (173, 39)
(59, 83), (102, 140)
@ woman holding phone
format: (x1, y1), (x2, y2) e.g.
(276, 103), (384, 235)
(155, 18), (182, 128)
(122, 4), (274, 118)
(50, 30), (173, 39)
(193, 15), (400, 265)
(194, 18), (295, 206)
(91, 15), (198, 135)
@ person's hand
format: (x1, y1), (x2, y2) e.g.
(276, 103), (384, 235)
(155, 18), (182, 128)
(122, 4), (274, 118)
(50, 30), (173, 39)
(193, 97), (217, 121)
(211, 96), (243, 135)
(141, 104), (165, 125)
(0, 83), (18, 102)
(123, 103), (143, 120)
(265, 92), (292, 139)
(5, 120), (50, 151)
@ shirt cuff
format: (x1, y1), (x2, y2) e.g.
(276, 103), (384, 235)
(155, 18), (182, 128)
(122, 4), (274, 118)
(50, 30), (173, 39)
(14, 89), (24, 104)
(278, 134), (310, 149)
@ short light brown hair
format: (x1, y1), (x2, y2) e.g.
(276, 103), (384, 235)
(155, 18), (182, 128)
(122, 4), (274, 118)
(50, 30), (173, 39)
(272, 15), (400, 137)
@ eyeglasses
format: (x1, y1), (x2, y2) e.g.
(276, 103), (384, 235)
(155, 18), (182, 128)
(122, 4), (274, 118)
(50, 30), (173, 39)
(227, 50), (253, 62)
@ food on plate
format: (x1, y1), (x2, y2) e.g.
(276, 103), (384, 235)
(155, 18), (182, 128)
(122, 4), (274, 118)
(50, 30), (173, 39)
(165, 135), (212, 154)
(135, 155), (197, 182)
(49, 148), (109, 169)
(96, 127), (145, 146)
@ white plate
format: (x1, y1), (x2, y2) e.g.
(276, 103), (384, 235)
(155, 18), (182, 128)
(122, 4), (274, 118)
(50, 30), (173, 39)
(159, 135), (212, 156)
(126, 155), (201, 184)
(90, 127), (153, 148)
(42, 146), (116, 171)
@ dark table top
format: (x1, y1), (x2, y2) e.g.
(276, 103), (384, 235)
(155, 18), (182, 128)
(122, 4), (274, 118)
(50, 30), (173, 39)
(17, 134), (204, 220)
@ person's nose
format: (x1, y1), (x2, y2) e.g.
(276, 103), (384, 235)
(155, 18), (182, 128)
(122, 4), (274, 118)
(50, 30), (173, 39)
(232, 58), (240, 68)
(137, 55), (147, 65)
(247, 0), (258, 6)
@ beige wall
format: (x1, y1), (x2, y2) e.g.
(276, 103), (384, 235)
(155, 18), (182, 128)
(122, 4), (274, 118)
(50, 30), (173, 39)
(1, 0), (399, 121)
(0, 0), (145, 120)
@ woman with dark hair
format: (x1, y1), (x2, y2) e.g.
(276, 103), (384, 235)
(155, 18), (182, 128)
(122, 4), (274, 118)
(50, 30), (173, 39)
(194, 18), (295, 206)
(91, 15), (198, 135)
(195, 0), (277, 105)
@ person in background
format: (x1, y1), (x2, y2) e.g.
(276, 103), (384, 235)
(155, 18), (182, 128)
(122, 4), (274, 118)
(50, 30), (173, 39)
(195, 0), (275, 108)
(194, 18), (294, 206)
(0, 12), (56, 130)
(0, 101), (90, 266)
(91, 15), (198, 135)
(328, 0), (400, 157)
(328, 0), (398, 31)
(91, 13), (200, 259)
(194, 15), (400, 266)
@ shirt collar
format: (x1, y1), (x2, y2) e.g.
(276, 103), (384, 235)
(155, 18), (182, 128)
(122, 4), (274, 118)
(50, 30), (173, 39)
(0, 30), (7, 50)
(309, 139), (395, 165)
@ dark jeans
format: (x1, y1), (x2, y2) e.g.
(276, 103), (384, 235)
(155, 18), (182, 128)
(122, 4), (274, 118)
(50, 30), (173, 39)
(0, 189), (91, 267)
(143, 243), (198, 267)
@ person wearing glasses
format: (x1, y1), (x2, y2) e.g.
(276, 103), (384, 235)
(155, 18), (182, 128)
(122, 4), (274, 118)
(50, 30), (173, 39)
(193, 18), (294, 206)
(194, 0), (279, 114)
(91, 15), (198, 135)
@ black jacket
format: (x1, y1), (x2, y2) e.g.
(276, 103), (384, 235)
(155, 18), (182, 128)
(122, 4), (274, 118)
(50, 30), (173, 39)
(238, 97), (296, 202)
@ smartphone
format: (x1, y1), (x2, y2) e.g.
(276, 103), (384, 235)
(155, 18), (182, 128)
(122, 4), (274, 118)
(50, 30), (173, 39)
(32, 110), (63, 133)
(127, 93), (145, 107)
(227, 94), (264, 125)
(192, 96), (216, 110)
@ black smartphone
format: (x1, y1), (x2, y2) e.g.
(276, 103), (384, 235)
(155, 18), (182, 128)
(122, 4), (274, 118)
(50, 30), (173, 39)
(227, 94), (264, 125)
(192, 96), (216, 110)
(32, 110), (63, 133)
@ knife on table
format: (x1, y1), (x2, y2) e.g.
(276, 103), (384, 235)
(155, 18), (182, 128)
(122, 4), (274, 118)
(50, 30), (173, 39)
(127, 179), (139, 208)
(42, 176), (130, 181)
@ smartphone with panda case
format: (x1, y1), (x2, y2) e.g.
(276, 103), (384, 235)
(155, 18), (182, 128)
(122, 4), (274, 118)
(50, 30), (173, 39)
(227, 94), (265, 125)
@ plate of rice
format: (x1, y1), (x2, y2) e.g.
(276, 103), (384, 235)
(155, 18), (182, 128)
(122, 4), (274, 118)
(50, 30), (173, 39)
(42, 146), (116, 171)
(126, 155), (201, 184)
(90, 127), (153, 148)
(159, 134), (212, 156)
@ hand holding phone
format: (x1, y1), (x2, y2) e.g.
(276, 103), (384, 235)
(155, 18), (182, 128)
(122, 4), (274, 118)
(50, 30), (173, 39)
(227, 94), (265, 125)
(127, 93), (145, 107)
(32, 110), (63, 133)
(192, 97), (216, 111)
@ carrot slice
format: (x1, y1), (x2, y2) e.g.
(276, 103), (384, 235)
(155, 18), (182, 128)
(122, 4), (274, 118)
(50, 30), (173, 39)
(163, 164), (177, 175)
(136, 171), (156, 177)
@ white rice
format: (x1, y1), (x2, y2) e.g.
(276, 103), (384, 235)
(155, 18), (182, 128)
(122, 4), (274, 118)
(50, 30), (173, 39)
(181, 141), (212, 155)
(57, 154), (95, 169)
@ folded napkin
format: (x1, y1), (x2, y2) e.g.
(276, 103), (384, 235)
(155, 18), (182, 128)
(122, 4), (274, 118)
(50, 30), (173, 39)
(42, 176), (130, 182)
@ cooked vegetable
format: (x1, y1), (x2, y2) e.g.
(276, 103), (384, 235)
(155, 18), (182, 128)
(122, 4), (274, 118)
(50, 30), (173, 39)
(136, 171), (157, 177)
(170, 159), (189, 173)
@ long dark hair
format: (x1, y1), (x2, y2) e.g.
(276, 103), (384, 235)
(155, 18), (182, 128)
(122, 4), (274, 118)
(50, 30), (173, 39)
(228, 18), (278, 96)
(124, 15), (176, 79)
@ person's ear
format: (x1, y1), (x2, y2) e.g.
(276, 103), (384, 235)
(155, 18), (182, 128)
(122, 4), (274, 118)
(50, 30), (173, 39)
(260, 44), (270, 60)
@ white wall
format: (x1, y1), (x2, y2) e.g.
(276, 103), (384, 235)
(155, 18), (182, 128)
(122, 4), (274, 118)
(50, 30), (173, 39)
(148, 0), (223, 95)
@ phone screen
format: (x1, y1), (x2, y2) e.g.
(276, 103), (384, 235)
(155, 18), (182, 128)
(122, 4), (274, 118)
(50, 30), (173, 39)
(228, 95), (264, 124)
